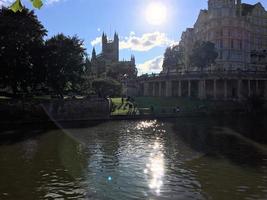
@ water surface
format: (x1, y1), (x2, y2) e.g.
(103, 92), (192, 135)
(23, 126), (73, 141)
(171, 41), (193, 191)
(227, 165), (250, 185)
(0, 117), (267, 200)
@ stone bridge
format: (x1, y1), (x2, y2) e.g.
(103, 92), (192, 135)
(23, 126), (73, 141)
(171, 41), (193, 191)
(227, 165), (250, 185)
(136, 70), (267, 100)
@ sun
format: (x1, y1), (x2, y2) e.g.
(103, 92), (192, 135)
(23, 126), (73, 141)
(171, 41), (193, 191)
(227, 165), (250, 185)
(145, 2), (167, 26)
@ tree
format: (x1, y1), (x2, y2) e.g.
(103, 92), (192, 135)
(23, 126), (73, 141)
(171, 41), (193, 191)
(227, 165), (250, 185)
(45, 34), (86, 98)
(162, 45), (184, 73)
(92, 78), (122, 97)
(189, 41), (218, 71)
(0, 7), (47, 96)
(85, 57), (92, 76)
(9, 0), (43, 12)
(107, 62), (137, 81)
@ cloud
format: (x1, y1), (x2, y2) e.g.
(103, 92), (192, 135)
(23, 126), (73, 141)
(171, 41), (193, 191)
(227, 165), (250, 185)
(91, 36), (101, 46)
(137, 56), (163, 75)
(45, 0), (61, 5)
(90, 31), (176, 51)
(120, 32), (175, 51)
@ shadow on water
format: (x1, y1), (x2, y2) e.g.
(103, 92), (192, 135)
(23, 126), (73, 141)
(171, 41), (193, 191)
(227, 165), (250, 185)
(0, 120), (105, 145)
(226, 115), (267, 144)
(170, 116), (267, 168)
(57, 120), (107, 129)
(0, 128), (90, 200)
(0, 125), (53, 145)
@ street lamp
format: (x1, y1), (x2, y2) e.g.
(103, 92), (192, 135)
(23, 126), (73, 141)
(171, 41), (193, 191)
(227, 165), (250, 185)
(123, 74), (128, 98)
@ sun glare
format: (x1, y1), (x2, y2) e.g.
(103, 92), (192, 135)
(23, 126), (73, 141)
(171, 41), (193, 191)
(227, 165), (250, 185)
(145, 2), (167, 26)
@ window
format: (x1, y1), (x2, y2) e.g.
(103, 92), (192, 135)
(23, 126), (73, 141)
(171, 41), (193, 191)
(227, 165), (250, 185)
(219, 51), (223, 59)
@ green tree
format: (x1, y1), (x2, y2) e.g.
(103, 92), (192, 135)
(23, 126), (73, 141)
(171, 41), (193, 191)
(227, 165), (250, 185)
(85, 57), (92, 76)
(107, 63), (137, 81)
(45, 34), (86, 98)
(0, 7), (47, 96)
(162, 45), (184, 73)
(76, 57), (93, 95)
(92, 78), (122, 97)
(189, 41), (218, 71)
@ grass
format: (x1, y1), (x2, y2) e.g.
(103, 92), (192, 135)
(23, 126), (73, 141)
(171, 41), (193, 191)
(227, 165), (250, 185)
(135, 97), (211, 114)
(111, 98), (136, 115)
(111, 96), (246, 116)
(111, 97), (213, 116)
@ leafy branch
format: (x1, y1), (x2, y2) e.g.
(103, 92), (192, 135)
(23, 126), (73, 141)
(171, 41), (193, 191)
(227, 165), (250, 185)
(10, 0), (43, 12)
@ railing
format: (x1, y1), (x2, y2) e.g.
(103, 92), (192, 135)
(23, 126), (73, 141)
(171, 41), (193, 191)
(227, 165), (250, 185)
(137, 70), (267, 80)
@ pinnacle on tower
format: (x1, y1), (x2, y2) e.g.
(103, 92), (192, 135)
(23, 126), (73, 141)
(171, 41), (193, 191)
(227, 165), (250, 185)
(131, 55), (135, 65)
(91, 47), (96, 61)
(102, 32), (107, 44)
(114, 32), (119, 41)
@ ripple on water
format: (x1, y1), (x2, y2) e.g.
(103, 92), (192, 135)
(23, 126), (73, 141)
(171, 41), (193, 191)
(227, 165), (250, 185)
(1, 119), (267, 200)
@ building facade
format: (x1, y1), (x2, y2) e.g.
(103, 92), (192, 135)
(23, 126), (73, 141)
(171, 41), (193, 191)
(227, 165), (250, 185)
(91, 33), (137, 78)
(179, 0), (267, 71)
(138, 0), (267, 100)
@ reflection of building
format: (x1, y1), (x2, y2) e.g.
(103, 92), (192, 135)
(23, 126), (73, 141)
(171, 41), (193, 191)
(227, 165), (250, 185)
(179, 0), (267, 71)
(91, 33), (137, 78)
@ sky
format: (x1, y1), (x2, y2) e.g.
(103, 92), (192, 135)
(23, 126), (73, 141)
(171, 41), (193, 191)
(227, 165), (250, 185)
(1, 0), (267, 75)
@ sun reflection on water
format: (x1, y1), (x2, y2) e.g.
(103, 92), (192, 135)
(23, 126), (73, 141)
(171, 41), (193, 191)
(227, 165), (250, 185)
(144, 140), (165, 195)
(136, 120), (158, 130)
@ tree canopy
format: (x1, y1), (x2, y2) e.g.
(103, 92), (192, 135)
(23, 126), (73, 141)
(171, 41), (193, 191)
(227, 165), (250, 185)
(45, 34), (87, 98)
(0, 7), (47, 95)
(189, 41), (218, 71)
(0, 6), (130, 98)
(92, 78), (122, 97)
(107, 63), (137, 81)
(162, 45), (184, 73)
(0, 7), (90, 98)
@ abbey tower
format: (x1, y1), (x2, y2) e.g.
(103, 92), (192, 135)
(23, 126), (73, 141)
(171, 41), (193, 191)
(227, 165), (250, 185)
(91, 32), (137, 78)
(101, 32), (119, 63)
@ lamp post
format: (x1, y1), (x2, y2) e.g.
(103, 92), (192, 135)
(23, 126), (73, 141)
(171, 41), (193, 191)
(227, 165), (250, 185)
(123, 74), (128, 98)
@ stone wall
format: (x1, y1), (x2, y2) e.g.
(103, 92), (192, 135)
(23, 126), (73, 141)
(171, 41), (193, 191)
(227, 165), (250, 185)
(42, 98), (110, 121)
(0, 98), (110, 124)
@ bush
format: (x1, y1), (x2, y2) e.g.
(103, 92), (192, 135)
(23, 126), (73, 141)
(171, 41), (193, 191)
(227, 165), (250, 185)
(92, 78), (122, 97)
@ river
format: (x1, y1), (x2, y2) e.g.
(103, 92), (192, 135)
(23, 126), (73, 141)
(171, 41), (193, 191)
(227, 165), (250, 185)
(0, 116), (267, 200)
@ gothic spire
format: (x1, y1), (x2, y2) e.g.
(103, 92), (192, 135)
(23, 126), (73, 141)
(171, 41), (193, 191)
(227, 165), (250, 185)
(91, 47), (96, 61)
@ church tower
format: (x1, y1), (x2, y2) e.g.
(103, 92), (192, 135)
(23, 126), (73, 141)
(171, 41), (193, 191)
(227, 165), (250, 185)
(91, 31), (137, 78)
(101, 32), (119, 62)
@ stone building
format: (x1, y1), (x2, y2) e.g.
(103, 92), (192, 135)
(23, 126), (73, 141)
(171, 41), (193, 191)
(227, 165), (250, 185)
(91, 32), (137, 78)
(138, 0), (267, 100)
(179, 0), (267, 71)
